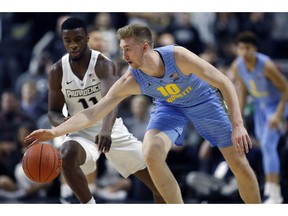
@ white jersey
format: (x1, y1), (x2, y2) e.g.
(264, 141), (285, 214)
(61, 50), (103, 140)
(61, 50), (146, 177)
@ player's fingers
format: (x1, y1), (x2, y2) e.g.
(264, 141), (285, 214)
(247, 135), (253, 149)
(27, 140), (39, 148)
(238, 141), (244, 156)
(103, 142), (111, 153)
(24, 136), (35, 143)
(232, 139), (239, 152)
(242, 136), (249, 154)
(97, 139), (106, 153)
(24, 130), (42, 143)
(105, 143), (111, 153)
(234, 138), (244, 156)
(99, 138), (111, 153)
(97, 142), (104, 152)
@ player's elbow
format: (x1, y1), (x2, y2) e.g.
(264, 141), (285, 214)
(215, 75), (234, 93)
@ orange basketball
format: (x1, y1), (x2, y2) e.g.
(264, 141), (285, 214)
(22, 143), (62, 183)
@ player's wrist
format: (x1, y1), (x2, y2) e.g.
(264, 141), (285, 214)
(232, 120), (244, 128)
(51, 128), (61, 138)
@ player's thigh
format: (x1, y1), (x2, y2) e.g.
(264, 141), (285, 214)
(63, 135), (100, 175)
(146, 104), (187, 147)
(187, 97), (232, 148)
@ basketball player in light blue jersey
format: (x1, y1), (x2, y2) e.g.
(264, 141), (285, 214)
(231, 31), (288, 204)
(25, 24), (261, 204)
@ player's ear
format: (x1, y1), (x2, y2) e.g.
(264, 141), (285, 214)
(143, 42), (149, 53)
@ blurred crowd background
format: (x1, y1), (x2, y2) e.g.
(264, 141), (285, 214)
(0, 12), (288, 204)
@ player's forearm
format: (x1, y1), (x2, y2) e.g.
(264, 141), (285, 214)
(238, 90), (247, 116)
(274, 84), (288, 119)
(52, 96), (120, 137)
(275, 94), (287, 120)
(219, 79), (244, 128)
(51, 107), (97, 137)
(101, 107), (118, 133)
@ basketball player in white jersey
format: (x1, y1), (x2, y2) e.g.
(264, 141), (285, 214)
(47, 17), (164, 204)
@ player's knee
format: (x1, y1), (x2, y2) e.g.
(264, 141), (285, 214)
(60, 141), (85, 168)
(143, 142), (165, 166)
(230, 158), (252, 177)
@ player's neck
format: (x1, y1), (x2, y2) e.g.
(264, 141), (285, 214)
(140, 51), (165, 78)
(244, 56), (257, 72)
(69, 49), (91, 77)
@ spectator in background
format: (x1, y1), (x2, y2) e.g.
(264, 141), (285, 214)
(190, 13), (216, 48)
(0, 54), (21, 95)
(213, 13), (239, 66)
(270, 13), (288, 59)
(87, 27), (110, 57)
(19, 80), (47, 121)
(0, 14), (23, 93)
(0, 90), (35, 141)
(32, 15), (70, 63)
(126, 12), (172, 34)
(155, 32), (175, 48)
(124, 95), (152, 141)
(240, 13), (273, 56)
(14, 51), (53, 106)
(0, 90), (35, 200)
(89, 13), (118, 59)
(0, 134), (18, 188)
(165, 13), (203, 55)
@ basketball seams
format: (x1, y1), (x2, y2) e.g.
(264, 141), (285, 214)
(39, 144), (44, 182)
(44, 145), (57, 183)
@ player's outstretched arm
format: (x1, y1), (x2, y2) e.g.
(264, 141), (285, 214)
(24, 71), (140, 144)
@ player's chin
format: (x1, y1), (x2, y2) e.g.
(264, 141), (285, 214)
(129, 62), (139, 69)
(70, 52), (81, 60)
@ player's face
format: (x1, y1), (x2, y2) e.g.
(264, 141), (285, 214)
(62, 28), (88, 60)
(120, 37), (145, 69)
(236, 42), (256, 62)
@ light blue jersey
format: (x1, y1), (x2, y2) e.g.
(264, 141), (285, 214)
(236, 52), (288, 138)
(129, 45), (232, 147)
(237, 52), (281, 105)
(236, 52), (288, 174)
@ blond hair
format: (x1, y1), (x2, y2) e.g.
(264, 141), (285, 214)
(117, 23), (154, 47)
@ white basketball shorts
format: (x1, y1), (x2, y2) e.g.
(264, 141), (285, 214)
(62, 118), (146, 177)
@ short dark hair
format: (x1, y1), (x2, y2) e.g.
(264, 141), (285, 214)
(236, 31), (258, 47)
(61, 17), (87, 35)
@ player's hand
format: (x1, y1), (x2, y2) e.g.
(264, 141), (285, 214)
(24, 129), (56, 145)
(95, 131), (112, 153)
(268, 113), (281, 130)
(231, 124), (252, 156)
